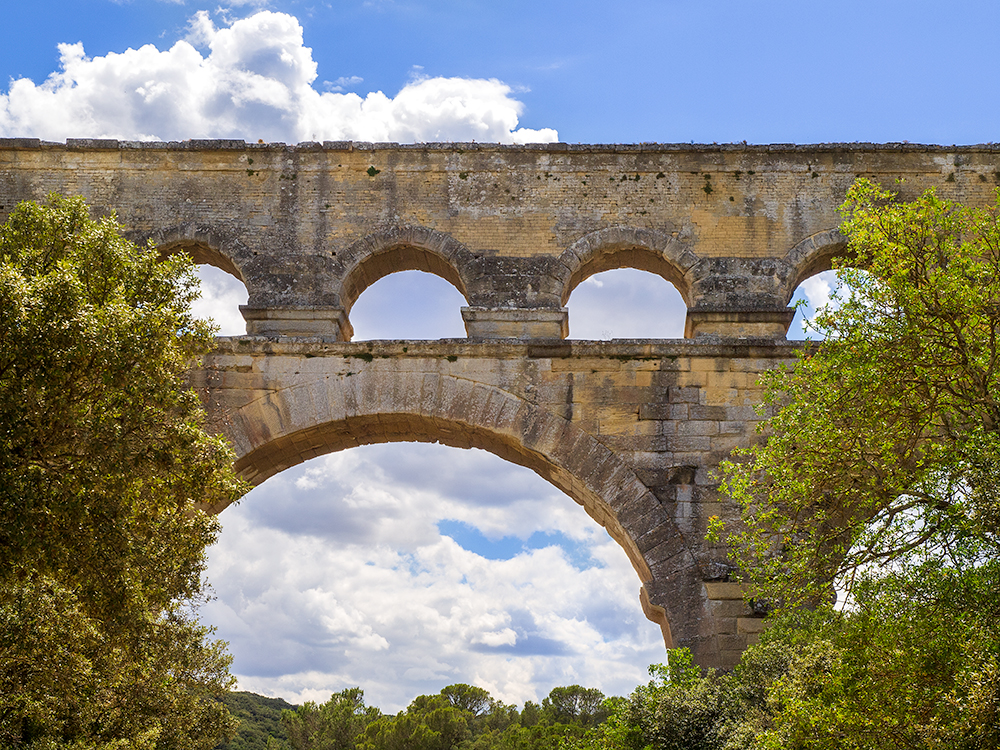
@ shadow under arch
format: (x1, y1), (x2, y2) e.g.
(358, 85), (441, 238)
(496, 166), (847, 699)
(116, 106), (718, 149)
(780, 228), (851, 304)
(215, 370), (699, 649)
(133, 223), (251, 283)
(558, 227), (700, 307)
(338, 226), (476, 316)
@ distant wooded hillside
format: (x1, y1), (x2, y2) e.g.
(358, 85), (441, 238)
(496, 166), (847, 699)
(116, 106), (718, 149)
(216, 692), (296, 750)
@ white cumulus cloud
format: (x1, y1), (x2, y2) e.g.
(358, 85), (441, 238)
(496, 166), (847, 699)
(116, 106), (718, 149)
(0, 10), (558, 145)
(203, 444), (666, 712)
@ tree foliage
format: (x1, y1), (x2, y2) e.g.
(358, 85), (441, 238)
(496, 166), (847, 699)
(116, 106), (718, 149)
(215, 692), (294, 750)
(275, 688), (380, 750)
(721, 178), (1000, 607)
(267, 683), (610, 750)
(629, 178), (1000, 748)
(0, 195), (246, 748)
(573, 559), (1000, 750)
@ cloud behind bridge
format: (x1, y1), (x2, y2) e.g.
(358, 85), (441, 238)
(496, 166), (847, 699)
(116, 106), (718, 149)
(0, 10), (558, 145)
(187, 260), (833, 709)
(204, 444), (666, 711)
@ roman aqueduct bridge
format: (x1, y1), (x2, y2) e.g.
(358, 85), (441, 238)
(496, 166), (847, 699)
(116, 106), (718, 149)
(2, 138), (997, 669)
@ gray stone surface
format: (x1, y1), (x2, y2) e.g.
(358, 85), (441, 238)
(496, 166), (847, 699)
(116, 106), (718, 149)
(4, 140), (993, 669)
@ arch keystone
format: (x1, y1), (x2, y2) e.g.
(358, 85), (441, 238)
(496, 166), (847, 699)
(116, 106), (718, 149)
(559, 226), (699, 306)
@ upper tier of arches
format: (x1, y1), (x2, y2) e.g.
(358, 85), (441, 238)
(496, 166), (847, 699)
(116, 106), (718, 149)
(140, 223), (250, 282)
(144, 221), (858, 340)
(336, 226), (475, 315)
(779, 228), (850, 304)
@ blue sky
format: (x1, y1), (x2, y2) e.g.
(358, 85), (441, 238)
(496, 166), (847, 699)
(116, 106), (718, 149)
(6, 0), (1000, 145)
(3, 0), (988, 711)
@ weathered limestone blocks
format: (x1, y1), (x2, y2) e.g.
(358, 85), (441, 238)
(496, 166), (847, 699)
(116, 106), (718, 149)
(5, 139), (998, 339)
(461, 307), (569, 339)
(6, 139), (993, 668)
(240, 306), (353, 339)
(684, 308), (796, 338)
(193, 337), (801, 669)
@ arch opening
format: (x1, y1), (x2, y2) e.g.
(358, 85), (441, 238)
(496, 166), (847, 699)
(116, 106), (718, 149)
(560, 232), (695, 308)
(786, 267), (874, 340)
(782, 228), (851, 302)
(341, 244), (469, 317)
(203, 441), (669, 711)
(213, 369), (699, 662)
(565, 268), (687, 340)
(348, 269), (468, 340)
(788, 244), (849, 296)
(230, 411), (652, 584)
(191, 264), (249, 336)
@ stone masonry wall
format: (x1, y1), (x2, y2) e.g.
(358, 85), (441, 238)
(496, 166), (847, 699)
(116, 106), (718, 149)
(3, 140), (999, 338)
(4, 139), (995, 669)
(193, 337), (799, 669)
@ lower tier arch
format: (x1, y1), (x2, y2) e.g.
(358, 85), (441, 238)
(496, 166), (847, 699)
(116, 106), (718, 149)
(210, 369), (724, 662)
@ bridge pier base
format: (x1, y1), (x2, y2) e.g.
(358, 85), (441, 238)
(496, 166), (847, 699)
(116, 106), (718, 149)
(240, 306), (354, 340)
(684, 307), (796, 338)
(461, 306), (569, 339)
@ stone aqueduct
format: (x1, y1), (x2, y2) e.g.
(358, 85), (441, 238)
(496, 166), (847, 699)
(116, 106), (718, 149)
(3, 138), (998, 669)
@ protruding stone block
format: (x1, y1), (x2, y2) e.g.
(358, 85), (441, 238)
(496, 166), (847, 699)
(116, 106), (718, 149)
(240, 306), (353, 339)
(704, 581), (745, 600)
(684, 307), (796, 338)
(640, 584), (674, 647)
(462, 307), (568, 339)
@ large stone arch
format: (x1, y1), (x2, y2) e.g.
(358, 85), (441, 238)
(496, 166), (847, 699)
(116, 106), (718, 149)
(337, 226), (477, 315)
(780, 228), (849, 303)
(558, 227), (700, 307)
(212, 368), (711, 657)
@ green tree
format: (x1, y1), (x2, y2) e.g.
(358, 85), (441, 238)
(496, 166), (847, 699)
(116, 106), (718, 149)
(359, 692), (471, 750)
(215, 691), (295, 750)
(0, 195), (246, 748)
(279, 688), (380, 750)
(540, 686), (607, 728)
(721, 178), (1000, 607)
(754, 563), (1000, 750)
(568, 650), (736, 750)
(707, 179), (1000, 746)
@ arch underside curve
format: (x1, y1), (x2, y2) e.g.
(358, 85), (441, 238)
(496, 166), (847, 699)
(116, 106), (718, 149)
(781, 228), (849, 302)
(217, 370), (700, 648)
(134, 223), (250, 282)
(338, 226), (475, 315)
(559, 227), (700, 307)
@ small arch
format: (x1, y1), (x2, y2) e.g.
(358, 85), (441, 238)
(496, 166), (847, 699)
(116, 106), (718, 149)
(135, 223), (251, 283)
(191, 264), (249, 336)
(566, 268), (687, 339)
(786, 266), (879, 340)
(781, 228), (850, 304)
(349, 270), (468, 340)
(133, 224), (253, 336)
(338, 227), (475, 316)
(559, 227), (699, 307)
